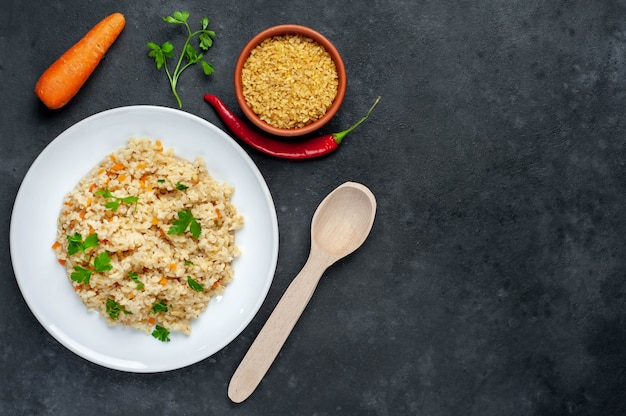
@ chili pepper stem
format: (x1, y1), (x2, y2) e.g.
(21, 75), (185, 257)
(332, 96), (381, 144)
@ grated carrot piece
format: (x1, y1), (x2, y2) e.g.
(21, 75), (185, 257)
(97, 167), (106, 175)
(79, 210), (86, 220)
(89, 183), (97, 192)
(86, 197), (92, 206)
(138, 162), (146, 169)
(74, 285), (82, 291)
(155, 140), (162, 147)
(159, 277), (168, 285)
(51, 241), (61, 249)
(58, 259), (66, 265)
(111, 162), (125, 171)
(127, 292), (135, 299)
(109, 154), (116, 162)
(151, 217), (159, 225)
(148, 317), (156, 326)
(169, 263), (177, 271)
(118, 173), (127, 182)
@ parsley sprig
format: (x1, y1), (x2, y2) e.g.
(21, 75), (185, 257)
(70, 251), (113, 284)
(168, 209), (201, 238)
(151, 301), (169, 314)
(128, 272), (144, 290)
(187, 276), (204, 292)
(147, 11), (216, 108)
(106, 298), (132, 320)
(152, 325), (171, 342)
(95, 188), (138, 211)
(67, 232), (99, 256)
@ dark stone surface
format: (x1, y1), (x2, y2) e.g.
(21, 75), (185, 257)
(2, 0), (626, 414)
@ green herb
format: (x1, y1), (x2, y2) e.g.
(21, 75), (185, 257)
(67, 232), (99, 256)
(106, 298), (132, 320)
(93, 251), (112, 272)
(167, 208), (201, 239)
(128, 271), (144, 290)
(105, 298), (133, 320)
(152, 301), (169, 314)
(147, 11), (216, 108)
(152, 325), (171, 342)
(184, 260), (194, 266)
(95, 188), (138, 211)
(187, 276), (204, 292)
(157, 179), (166, 183)
(175, 182), (189, 191)
(69, 251), (112, 284)
(71, 265), (92, 284)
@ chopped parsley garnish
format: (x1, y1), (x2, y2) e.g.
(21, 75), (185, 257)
(157, 179), (166, 183)
(187, 276), (204, 292)
(67, 232), (99, 256)
(175, 182), (189, 191)
(69, 251), (112, 284)
(95, 188), (139, 211)
(70, 265), (92, 284)
(151, 301), (168, 314)
(93, 251), (113, 272)
(184, 260), (194, 266)
(128, 271), (144, 290)
(152, 325), (171, 342)
(106, 298), (132, 320)
(167, 209), (201, 238)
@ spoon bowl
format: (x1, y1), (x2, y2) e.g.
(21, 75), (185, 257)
(228, 182), (377, 403)
(311, 182), (377, 259)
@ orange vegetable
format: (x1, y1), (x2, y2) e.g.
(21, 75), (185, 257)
(34, 13), (126, 109)
(51, 241), (61, 249)
(111, 162), (125, 171)
(159, 277), (168, 286)
(148, 317), (156, 326)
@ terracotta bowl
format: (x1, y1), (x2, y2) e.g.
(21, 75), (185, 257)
(234, 24), (347, 137)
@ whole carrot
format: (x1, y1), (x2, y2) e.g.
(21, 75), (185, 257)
(34, 12), (126, 109)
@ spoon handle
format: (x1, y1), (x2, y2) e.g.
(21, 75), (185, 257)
(228, 250), (329, 403)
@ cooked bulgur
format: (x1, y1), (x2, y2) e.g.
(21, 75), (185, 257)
(241, 34), (338, 129)
(52, 138), (243, 338)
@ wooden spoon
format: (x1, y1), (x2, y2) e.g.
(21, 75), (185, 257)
(228, 181), (377, 403)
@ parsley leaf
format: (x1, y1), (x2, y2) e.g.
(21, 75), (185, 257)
(67, 232), (99, 256)
(147, 11), (217, 108)
(175, 182), (189, 191)
(151, 301), (169, 314)
(69, 250), (111, 284)
(152, 325), (171, 342)
(128, 272), (144, 290)
(168, 209), (201, 238)
(184, 260), (194, 266)
(187, 276), (204, 292)
(71, 266), (92, 284)
(106, 298), (132, 320)
(93, 251), (112, 272)
(95, 188), (138, 211)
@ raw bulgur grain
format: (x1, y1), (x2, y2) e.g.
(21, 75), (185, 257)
(241, 34), (338, 129)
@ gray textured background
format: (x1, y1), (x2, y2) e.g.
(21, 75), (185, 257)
(2, 0), (626, 415)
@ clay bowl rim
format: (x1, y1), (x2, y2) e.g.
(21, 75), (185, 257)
(234, 24), (347, 137)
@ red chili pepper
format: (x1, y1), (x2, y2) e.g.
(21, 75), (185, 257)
(203, 94), (380, 160)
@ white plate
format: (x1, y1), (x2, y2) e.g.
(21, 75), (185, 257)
(10, 106), (279, 373)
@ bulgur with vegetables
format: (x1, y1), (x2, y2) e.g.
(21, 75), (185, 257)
(52, 138), (243, 341)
